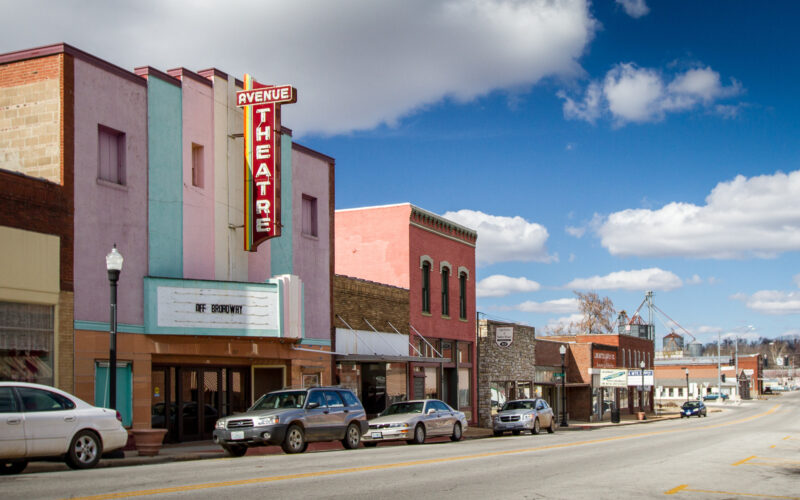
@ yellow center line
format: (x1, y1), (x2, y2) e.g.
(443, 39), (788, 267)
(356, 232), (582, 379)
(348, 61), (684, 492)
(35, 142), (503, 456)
(731, 455), (756, 466)
(664, 484), (800, 499)
(782, 435), (792, 441)
(67, 404), (782, 500)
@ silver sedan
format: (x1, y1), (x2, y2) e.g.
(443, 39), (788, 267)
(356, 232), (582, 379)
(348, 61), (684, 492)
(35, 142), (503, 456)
(361, 399), (468, 446)
(493, 398), (556, 436)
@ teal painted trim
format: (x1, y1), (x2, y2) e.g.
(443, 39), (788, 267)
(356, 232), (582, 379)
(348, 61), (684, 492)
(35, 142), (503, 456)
(147, 76), (183, 278)
(299, 338), (331, 347)
(74, 320), (145, 334)
(94, 363), (133, 426)
(143, 276), (283, 337)
(271, 133), (293, 275)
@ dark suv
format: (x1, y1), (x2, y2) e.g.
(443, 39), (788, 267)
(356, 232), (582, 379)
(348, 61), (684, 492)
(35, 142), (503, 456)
(213, 387), (368, 455)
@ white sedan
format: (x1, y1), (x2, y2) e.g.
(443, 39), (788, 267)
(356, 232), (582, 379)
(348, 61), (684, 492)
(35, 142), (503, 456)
(362, 399), (468, 446)
(0, 382), (128, 474)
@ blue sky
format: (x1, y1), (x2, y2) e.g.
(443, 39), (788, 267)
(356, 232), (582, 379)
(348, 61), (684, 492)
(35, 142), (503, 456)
(4, 0), (799, 345)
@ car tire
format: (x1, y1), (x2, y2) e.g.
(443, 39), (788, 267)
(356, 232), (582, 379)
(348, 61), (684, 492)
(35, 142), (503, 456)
(66, 430), (102, 469)
(342, 423), (361, 449)
(410, 424), (426, 445)
(450, 423), (462, 442)
(547, 418), (556, 434)
(493, 430), (503, 437)
(532, 418), (540, 435)
(0, 461), (27, 475)
(363, 442), (378, 447)
(281, 424), (306, 454)
(222, 444), (248, 457)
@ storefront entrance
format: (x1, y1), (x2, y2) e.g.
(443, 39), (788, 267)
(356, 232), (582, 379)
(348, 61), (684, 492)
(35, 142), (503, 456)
(151, 365), (250, 442)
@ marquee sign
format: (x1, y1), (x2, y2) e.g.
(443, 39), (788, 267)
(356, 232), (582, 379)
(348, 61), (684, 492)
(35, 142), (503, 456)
(237, 75), (297, 251)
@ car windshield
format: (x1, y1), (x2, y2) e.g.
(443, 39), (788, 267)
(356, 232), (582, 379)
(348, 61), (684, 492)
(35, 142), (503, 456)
(381, 401), (424, 416)
(251, 391), (307, 410)
(683, 402), (700, 408)
(502, 400), (535, 411)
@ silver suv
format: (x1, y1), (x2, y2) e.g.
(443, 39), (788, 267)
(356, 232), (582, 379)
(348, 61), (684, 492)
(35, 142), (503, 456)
(213, 387), (368, 455)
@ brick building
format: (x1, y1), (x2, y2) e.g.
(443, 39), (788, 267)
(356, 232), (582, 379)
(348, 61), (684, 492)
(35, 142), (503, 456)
(335, 204), (478, 423)
(654, 353), (763, 404)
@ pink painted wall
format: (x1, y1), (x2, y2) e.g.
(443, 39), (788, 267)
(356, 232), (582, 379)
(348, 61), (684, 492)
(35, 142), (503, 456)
(291, 145), (333, 340)
(335, 204), (411, 288)
(171, 69), (214, 280)
(73, 59), (148, 325)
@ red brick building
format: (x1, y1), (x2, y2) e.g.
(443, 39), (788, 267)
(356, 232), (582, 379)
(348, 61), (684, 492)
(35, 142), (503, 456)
(335, 203), (478, 423)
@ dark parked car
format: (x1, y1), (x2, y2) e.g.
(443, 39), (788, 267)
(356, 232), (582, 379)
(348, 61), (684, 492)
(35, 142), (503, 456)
(702, 393), (729, 401)
(680, 400), (707, 418)
(213, 387), (368, 455)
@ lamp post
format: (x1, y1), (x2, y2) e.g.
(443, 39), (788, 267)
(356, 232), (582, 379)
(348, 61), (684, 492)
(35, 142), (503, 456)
(105, 245), (123, 410)
(684, 368), (690, 402)
(640, 360), (646, 412)
(559, 344), (568, 427)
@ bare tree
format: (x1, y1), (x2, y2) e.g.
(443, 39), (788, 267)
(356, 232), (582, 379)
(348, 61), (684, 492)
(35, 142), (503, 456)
(574, 291), (616, 333)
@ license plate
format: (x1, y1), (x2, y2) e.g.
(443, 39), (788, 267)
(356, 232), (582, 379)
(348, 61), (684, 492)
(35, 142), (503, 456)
(371, 432), (382, 439)
(231, 431), (245, 440)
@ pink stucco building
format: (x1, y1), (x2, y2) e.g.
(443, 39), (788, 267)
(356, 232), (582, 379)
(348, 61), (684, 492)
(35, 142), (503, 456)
(335, 203), (478, 423)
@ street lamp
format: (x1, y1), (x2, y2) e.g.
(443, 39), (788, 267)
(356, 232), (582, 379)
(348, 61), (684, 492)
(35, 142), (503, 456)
(640, 360), (646, 412)
(105, 244), (123, 410)
(684, 368), (690, 402)
(559, 344), (568, 427)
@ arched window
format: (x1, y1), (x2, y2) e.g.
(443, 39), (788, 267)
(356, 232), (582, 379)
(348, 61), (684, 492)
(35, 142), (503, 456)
(421, 261), (431, 313)
(459, 271), (468, 320)
(441, 266), (450, 316)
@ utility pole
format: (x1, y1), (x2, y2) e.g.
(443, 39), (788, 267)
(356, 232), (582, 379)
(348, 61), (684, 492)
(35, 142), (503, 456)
(717, 333), (721, 398)
(735, 335), (739, 399)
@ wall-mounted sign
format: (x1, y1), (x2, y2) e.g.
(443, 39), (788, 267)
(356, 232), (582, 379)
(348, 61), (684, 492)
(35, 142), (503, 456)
(495, 326), (513, 347)
(600, 369), (627, 387)
(237, 76), (297, 251)
(593, 350), (617, 368)
(627, 369), (654, 387)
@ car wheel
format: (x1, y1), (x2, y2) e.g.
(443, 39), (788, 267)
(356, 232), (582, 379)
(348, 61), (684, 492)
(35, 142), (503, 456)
(363, 442), (378, 447)
(281, 424), (306, 454)
(492, 430), (503, 437)
(532, 418), (541, 435)
(411, 424), (426, 445)
(342, 423), (361, 449)
(0, 461), (27, 475)
(547, 418), (556, 434)
(66, 430), (102, 469)
(450, 423), (462, 442)
(222, 444), (248, 457)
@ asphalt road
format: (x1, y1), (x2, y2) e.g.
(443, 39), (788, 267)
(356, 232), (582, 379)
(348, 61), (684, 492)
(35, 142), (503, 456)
(2, 393), (798, 500)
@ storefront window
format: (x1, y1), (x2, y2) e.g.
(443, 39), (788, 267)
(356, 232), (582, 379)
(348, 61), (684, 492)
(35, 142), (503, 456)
(0, 302), (54, 385)
(386, 363), (407, 405)
(458, 368), (471, 408)
(424, 366), (438, 398)
(619, 388), (629, 409)
(416, 338), (440, 359)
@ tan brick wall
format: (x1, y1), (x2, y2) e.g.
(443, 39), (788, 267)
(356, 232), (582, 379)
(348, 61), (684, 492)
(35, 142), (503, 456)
(57, 291), (74, 393)
(0, 56), (62, 183)
(333, 275), (409, 333)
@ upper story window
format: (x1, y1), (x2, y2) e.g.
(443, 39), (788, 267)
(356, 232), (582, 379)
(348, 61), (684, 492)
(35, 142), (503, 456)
(302, 194), (318, 237)
(421, 261), (431, 313)
(191, 143), (204, 188)
(441, 266), (450, 317)
(459, 271), (468, 320)
(98, 125), (125, 185)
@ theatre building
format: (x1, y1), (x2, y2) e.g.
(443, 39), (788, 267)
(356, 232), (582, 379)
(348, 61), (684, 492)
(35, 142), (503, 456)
(335, 204), (478, 423)
(0, 44), (335, 442)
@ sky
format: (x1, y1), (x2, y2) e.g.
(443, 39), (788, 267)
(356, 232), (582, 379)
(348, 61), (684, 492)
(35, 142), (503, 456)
(3, 0), (799, 347)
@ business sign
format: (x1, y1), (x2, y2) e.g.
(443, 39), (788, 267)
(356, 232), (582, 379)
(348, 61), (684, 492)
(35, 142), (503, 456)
(495, 326), (513, 347)
(600, 369), (628, 387)
(156, 286), (279, 331)
(627, 370), (654, 387)
(237, 76), (297, 251)
(593, 350), (617, 368)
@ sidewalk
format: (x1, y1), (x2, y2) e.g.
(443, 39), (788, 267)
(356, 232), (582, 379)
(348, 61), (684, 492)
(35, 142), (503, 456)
(23, 412), (687, 474)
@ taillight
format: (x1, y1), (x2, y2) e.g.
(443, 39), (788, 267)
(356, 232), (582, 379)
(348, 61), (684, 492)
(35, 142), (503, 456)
(115, 410), (123, 422)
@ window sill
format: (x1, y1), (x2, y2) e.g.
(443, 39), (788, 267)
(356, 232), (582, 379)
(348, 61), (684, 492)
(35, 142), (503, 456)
(421, 311), (432, 317)
(459, 317), (469, 323)
(301, 233), (319, 241)
(96, 178), (128, 191)
(441, 315), (450, 320)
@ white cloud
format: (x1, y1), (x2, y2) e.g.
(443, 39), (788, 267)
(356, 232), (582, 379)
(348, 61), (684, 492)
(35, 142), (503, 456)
(513, 298), (579, 314)
(477, 275), (541, 298)
(734, 290), (800, 315)
(443, 209), (556, 265)
(694, 325), (723, 335)
(565, 225), (586, 238)
(559, 63), (742, 126)
(565, 267), (683, 291)
(595, 170), (800, 258)
(544, 313), (584, 332)
(616, 0), (650, 18)
(0, 0), (598, 137)
(687, 274), (703, 285)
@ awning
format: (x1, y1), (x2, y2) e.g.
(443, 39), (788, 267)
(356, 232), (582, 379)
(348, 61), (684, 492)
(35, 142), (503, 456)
(336, 354), (445, 363)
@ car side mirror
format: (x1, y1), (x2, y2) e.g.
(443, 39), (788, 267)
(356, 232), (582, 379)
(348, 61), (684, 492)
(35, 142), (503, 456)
(307, 402), (320, 409)
(427, 408), (437, 415)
